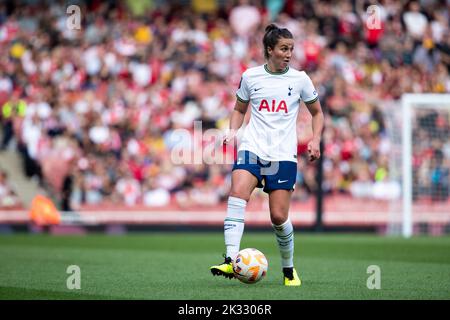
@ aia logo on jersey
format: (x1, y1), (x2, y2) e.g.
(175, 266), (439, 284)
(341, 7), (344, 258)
(258, 99), (288, 113)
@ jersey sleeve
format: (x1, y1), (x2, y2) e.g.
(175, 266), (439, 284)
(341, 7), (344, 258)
(236, 73), (250, 103)
(300, 74), (319, 104)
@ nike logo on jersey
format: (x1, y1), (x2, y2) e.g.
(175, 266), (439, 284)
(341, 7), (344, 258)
(254, 87), (262, 91)
(278, 179), (289, 183)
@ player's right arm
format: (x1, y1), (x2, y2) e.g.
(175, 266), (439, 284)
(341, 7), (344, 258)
(224, 73), (251, 144)
(223, 99), (249, 144)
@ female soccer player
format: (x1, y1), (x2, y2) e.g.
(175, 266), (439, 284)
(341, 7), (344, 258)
(210, 24), (324, 286)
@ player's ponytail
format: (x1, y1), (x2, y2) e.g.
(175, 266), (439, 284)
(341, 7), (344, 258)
(263, 24), (293, 60)
(265, 24), (278, 34)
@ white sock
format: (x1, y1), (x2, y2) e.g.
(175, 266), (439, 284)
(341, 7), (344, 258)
(224, 196), (246, 260)
(272, 219), (294, 268)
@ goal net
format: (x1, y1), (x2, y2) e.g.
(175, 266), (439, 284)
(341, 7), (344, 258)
(383, 94), (450, 237)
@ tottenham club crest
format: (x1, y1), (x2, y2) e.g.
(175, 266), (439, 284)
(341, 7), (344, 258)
(288, 86), (293, 96)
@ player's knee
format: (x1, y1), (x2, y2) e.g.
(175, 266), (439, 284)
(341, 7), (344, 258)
(229, 188), (251, 202)
(270, 211), (288, 226)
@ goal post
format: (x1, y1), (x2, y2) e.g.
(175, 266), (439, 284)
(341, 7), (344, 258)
(398, 94), (450, 237)
(402, 94), (413, 238)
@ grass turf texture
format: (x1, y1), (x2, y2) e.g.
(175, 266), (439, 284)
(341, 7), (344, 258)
(0, 233), (449, 300)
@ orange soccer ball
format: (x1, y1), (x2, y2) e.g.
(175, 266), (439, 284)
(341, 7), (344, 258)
(232, 248), (268, 284)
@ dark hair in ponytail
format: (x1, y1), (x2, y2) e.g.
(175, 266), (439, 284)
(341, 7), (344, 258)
(263, 24), (293, 60)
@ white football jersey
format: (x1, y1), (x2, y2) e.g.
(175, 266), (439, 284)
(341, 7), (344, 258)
(236, 64), (319, 162)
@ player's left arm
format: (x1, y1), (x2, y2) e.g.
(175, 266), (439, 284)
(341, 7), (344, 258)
(305, 99), (324, 162)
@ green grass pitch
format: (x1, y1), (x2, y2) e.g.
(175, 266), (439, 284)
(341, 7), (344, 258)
(0, 233), (449, 300)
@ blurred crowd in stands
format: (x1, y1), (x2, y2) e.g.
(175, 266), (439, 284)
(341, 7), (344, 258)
(413, 108), (450, 202)
(0, 0), (449, 210)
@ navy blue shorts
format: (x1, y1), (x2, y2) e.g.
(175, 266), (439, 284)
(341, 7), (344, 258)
(232, 150), (297, 193)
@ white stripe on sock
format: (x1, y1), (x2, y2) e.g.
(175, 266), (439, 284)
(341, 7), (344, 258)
(272, 219), (294, 268)
(224, 196), (247, 260)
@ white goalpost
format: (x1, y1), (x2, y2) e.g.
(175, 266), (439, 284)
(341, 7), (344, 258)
(389, 94), (450, 237)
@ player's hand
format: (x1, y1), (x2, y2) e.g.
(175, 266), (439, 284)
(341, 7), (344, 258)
(223, 129), (236, 145)
(307, 138), (321, 162)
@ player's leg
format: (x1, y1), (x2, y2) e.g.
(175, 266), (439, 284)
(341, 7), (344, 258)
(225, 169), (259, 259)
(268, 189), (300, 286)
(211, 151), (260, 279)
(265, 160), (301, 286)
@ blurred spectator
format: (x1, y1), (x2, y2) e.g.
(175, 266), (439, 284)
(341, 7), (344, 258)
(403, 1), (428, 43)
(229, 0), (262, 38)
(143, 179), (171, 207)
(1, 91), (26, 150)
(0, 169), (21, 208)
(114, 167), (141, 206)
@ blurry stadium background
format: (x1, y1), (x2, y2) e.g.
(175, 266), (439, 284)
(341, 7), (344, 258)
(0, 0), (450, 301)
(1, 0), (449, 235)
